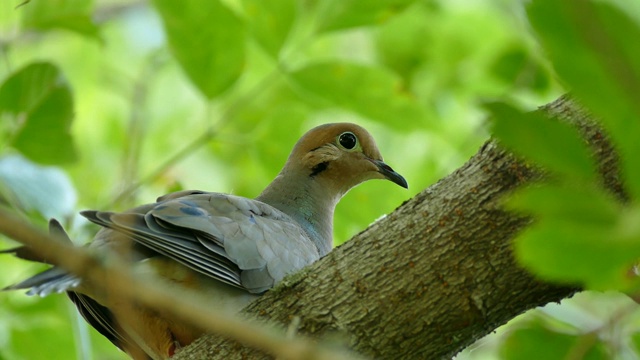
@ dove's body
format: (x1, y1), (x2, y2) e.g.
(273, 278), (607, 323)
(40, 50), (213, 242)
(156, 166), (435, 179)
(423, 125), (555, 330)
(3, 123), (407, 360)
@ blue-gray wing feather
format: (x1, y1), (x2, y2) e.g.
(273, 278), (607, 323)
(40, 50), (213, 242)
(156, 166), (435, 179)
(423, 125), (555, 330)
(81, 191), (320, 293)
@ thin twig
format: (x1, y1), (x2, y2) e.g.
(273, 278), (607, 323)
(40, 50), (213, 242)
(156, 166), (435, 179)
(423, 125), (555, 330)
(119, 50), (167, 208)
(107, 68), (283, 208)
(15, 0), (30, 9)
(107, 127), (216, 208)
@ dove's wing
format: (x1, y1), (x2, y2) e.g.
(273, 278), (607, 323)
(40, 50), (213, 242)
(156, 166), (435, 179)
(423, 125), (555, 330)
(82, 191), (319, 294)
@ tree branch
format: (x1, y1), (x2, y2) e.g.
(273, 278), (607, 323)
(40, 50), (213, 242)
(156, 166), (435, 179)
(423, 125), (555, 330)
(1, 95), (620, 359)
(175, 95), (621, 359)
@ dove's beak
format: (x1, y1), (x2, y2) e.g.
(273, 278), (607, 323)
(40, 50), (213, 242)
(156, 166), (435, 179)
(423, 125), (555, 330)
(372, 160), (408, 189)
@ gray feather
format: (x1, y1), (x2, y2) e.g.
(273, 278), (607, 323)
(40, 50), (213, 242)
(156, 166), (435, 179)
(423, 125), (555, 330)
(82, 191), (320, 294)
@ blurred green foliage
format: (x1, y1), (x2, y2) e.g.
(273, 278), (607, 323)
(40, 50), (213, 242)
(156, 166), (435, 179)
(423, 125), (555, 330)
(0, 62), (77, 164)
(480, 0), (640, 358)
(488, 0), (640, 304)
(1, 0), (636, 359)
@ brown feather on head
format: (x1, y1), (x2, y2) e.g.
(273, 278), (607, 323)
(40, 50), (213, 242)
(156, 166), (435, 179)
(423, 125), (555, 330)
(288, 123), (407, 195)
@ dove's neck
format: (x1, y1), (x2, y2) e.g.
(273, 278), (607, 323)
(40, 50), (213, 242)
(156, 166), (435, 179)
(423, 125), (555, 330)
(256, 173), (340, 257)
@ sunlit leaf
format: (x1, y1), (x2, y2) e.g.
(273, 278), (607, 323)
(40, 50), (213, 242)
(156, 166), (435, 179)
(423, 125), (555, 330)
(242, 0), (296, 58)
(487, 102), (596, 183)
(152, 0), (246, 99)
(0, 62), (78, 164)
(528, 0), (640, 199)
(317, 0), (417, 33)
(20, 0), (100, 40)
(289, 62), (427, 130)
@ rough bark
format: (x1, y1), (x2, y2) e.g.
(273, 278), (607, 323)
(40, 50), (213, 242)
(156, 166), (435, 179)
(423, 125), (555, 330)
(174, 95), (621, 360)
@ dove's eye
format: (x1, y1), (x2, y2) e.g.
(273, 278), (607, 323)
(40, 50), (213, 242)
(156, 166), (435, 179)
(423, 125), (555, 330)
(338, 132), (358, 150)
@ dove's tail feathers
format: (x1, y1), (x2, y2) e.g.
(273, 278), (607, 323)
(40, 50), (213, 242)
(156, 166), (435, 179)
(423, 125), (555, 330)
(2, 218), (80, 296)
(2, 268), (80, 296)
(0, 219), (72, 264)
(68, 291), (133, 351)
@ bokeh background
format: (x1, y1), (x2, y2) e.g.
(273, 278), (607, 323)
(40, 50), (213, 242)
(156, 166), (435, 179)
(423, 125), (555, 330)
(1, 0), (638, 359)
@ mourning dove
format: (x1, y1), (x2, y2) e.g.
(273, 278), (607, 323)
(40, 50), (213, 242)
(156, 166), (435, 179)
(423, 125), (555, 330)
(3, 122), (407, 360)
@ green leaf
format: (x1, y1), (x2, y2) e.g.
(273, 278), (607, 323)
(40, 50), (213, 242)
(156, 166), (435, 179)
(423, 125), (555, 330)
(375, 5), (429, 81)
(501, 324), (607, 360)
(527, 0), (640, 199)
(20, 0), (100, 40)
(632, 331), (640, 354)
(487, 102), (596, 183)
(289, 62), (426, 130)
(0, 62), (78, 164)
(509, 184), (638, 290)
(489, 46), (550, 92)
(506, 185), (620, 225)
(13, 87), (77, 164)
(243, 0), (296, 58)
(0, 62), (58, 114)
(514, 214), (640, 291)
(317, 0), (417, 33)
(0, 155), (77, 220)
(491, 47), (528, 84)
(152, 0), (246, 99)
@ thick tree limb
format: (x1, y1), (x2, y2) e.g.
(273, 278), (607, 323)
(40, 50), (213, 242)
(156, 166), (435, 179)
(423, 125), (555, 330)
(176, 95), (621, 359)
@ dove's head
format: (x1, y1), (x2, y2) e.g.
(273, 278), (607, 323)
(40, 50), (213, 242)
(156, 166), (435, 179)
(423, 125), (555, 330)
(287, 123), (408, 196)
(257, 122), (407, 255)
